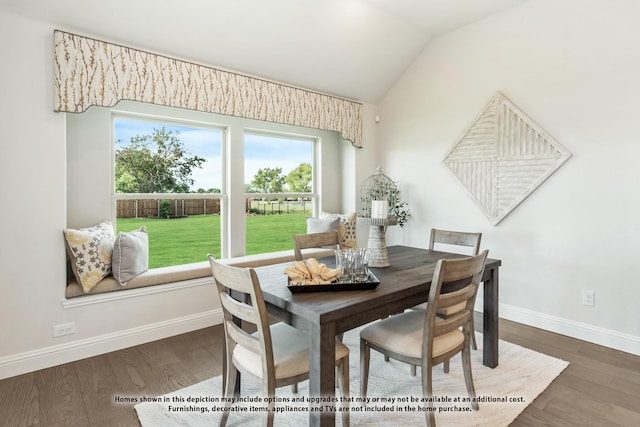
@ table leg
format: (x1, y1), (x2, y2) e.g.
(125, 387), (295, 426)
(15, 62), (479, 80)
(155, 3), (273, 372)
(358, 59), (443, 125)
(309, 322), (336, 427)
(483, 266), (499, 368)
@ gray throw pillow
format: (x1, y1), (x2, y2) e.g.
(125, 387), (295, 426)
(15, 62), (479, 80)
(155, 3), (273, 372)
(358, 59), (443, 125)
(112, 226), (149, 286)
(306, 216), (340, 234)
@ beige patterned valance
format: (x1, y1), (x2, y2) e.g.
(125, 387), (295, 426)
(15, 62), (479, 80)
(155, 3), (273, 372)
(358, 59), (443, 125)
(53, 30), (363, 147)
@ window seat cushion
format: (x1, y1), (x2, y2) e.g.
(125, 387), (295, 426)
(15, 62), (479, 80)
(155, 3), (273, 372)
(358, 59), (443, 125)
(65, 248), (335, 298)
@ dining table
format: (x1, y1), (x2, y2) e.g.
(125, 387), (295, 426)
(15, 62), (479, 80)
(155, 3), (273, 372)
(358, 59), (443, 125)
(253, 245), (502, 427)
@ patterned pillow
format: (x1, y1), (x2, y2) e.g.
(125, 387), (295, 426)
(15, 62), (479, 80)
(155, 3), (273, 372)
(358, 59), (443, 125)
(63, 221), (115, 293)
(322, 212), (357, 249)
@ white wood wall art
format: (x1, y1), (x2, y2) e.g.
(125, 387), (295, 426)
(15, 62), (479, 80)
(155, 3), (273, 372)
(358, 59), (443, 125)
(443, 92), (572, 225)
(53, 30), (363, 147)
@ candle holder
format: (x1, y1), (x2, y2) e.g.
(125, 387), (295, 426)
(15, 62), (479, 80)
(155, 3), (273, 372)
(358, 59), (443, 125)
(357, 216), (396, 267)
(357, 167), (409, 268)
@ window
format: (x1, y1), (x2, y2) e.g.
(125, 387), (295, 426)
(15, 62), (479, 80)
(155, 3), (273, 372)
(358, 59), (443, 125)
(244, 132), (316, 255)
(113, 116), (224, 268)
(64, 101), (343, 271)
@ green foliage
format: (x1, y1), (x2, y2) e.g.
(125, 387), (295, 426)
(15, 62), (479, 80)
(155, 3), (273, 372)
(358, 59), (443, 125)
(115, 127), (205, 193)
(360, 176), (411, 227)
(159, 199), (171, 217)
(250, 167), (285, 193)
(285, 163), (312, 192)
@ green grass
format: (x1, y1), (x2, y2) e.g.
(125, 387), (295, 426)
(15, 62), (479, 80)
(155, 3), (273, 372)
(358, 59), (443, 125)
(117, 213), (307, 268)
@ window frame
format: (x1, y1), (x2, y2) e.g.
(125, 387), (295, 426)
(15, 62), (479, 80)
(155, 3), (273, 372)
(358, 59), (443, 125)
(110, 112), (324, 264)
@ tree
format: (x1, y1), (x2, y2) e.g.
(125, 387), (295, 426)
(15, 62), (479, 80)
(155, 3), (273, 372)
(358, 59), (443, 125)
(285, 163), (312, 192)
(250, 167), (285, 193)
(115, 127), (205, 193)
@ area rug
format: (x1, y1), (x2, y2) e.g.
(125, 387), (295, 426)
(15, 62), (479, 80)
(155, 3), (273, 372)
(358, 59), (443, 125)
(135, 328), (568, 426)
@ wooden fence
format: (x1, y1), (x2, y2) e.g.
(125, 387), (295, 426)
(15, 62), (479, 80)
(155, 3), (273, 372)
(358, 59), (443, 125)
(116, 198), (312, 218)
(116, 199), (221, 218)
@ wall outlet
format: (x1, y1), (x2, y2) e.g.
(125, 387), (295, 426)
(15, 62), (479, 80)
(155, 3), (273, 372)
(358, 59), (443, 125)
(582, 289), (595, 307)
(53, 322), (76, 337)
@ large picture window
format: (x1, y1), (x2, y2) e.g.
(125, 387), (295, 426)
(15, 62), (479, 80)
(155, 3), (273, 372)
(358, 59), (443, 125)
(113, 116), (224, 268)
(66, 100), (344, 273)
(244, 132), (316, 255)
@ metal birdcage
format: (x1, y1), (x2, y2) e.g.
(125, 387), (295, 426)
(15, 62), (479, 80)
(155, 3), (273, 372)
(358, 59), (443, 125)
(358, 166), (398, 226)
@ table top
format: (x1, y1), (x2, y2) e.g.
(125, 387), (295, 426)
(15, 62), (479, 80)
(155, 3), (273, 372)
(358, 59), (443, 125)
(254, 245), (501, 334)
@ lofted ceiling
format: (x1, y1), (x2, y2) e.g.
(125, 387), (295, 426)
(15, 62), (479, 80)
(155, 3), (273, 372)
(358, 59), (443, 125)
(1, 0), (527, 103)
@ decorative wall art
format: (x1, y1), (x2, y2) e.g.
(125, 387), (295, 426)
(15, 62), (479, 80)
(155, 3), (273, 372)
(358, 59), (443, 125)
(53, 30), (363, 147)
(443, 92), (571, 225)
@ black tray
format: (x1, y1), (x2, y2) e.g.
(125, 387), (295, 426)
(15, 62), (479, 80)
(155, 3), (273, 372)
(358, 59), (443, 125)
(287, 271), (380, 293)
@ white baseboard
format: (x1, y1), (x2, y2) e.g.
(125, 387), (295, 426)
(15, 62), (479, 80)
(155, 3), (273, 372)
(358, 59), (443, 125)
(477, 299), (640, 356)
(0, 309), (223, 380)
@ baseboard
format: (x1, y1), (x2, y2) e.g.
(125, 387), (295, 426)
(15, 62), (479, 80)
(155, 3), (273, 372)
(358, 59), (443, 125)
(0, 309), (223, 380)
(478, 298), (640, 356)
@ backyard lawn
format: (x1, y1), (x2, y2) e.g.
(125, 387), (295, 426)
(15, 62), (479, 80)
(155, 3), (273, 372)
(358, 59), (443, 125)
(117, 213), (307, 268)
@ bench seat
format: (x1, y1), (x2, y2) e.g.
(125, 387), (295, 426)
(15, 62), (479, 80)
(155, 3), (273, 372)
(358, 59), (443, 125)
(65, 248), (335, 298)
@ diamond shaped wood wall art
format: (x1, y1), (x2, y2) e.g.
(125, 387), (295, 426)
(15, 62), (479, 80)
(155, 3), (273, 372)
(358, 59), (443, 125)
(444, 92), (571, 225)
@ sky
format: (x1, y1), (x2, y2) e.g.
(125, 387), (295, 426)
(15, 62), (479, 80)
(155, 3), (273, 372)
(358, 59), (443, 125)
(114, 117), (312, 191)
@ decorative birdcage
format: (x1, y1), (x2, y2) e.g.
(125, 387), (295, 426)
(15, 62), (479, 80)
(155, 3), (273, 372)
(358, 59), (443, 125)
(358, 167), (402, 226)
(357, 167), (409, 267)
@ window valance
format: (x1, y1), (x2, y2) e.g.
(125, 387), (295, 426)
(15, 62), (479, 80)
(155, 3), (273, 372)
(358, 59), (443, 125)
(54, 30), (363, 147)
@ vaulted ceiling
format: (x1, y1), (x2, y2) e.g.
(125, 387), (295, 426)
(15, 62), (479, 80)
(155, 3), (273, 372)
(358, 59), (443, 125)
(1, 0), (527, 103)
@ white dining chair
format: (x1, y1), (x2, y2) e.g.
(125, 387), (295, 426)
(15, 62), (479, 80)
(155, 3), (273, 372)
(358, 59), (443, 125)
(360, 250), (489, 427)
(208, 255), (350, 427)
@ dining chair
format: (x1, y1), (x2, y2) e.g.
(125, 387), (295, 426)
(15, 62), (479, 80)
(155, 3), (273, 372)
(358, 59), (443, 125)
(292, 229), (346, 375)
(209, 255), (350, 427)
(360, 250), (489, 427)
(292, 230), (341, 261)
(416, 229), (483, 349)
(409, 228), (483, 376)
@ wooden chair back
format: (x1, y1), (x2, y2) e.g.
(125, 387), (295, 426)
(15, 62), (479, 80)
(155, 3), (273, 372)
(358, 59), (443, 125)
(292, 230), (340, 261)
(208, 255), (275, 383)
(423, 250), (488, 366)
(429, 229), (482, 255)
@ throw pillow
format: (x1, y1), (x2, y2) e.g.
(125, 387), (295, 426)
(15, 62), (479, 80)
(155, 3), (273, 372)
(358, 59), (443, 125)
(63, 220), (116, 293)
(306, 216), (340, 234)
(112, 226), (149, 286)
(322, 211), (357, 249)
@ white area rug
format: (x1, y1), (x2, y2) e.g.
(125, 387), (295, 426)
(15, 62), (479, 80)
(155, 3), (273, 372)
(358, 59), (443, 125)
(135, 328), (568, 426)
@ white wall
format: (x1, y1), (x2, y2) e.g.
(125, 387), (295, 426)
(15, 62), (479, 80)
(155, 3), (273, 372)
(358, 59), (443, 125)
(0, 9), (379, 379)
(379, 0), (640, 354)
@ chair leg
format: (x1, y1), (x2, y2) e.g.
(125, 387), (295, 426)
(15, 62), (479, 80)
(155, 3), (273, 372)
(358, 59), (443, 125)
(265, 385), (276, 427)
(470, 316), (478, 350)
(421, 362), (435, 427)
(410, 364), (417, 376)
(220, 365), (237, 427)
(291, 383), (298, 393)
(462, 341), (479, 411)
(444, 360), (450, 373)
(337, 356), (350, 427)
(359, 339), (370, 402)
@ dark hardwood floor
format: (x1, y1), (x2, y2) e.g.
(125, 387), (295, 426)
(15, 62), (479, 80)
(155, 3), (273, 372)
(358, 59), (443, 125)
(1, 318), (638, 426)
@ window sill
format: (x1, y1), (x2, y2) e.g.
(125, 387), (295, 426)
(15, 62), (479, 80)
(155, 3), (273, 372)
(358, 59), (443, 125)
(62, 248), (335, 308)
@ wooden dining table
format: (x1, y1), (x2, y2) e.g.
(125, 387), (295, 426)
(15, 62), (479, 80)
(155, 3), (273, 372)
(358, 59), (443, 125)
(253, 245), (502, 427)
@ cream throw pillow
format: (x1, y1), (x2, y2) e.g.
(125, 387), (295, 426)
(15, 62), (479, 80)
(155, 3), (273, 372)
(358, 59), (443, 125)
(306, 216), (340, 234)
(63, 220), (115, 293)
(112, 226), (149, 286)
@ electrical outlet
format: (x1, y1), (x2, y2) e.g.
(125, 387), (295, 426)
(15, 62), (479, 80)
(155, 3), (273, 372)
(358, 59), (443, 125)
(582, 289), (595, 307)
(53, 322), (76, 337)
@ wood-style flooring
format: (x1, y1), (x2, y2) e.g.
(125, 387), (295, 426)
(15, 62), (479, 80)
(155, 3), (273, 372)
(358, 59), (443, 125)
(0, 318), (638, 426)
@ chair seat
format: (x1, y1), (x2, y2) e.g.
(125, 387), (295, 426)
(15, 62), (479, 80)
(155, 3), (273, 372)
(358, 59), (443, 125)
(234, 322), (350, 380)
(360, 311), (464, 359)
